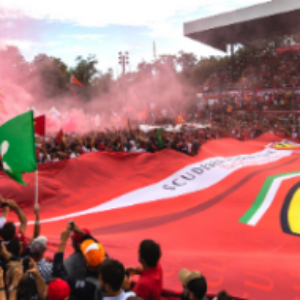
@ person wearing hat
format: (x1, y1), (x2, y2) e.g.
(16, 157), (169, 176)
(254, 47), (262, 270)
(178, 269), (208, 300)
(51, 223), (106, 300)
(30, 235), (53, 284)
(64, 227), (91, 279)
(70, 222), (108, 275)
(26, 257), (69, 300)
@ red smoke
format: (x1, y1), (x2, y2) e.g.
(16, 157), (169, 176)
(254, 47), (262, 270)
(0, 7), (195, 133)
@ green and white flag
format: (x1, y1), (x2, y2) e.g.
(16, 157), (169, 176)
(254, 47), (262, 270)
(0, 111), (37, 185)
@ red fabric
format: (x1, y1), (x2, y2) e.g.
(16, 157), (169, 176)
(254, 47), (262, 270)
(73, 227), (91, 244)
(133, 264), (163, 300)
(276, 45), (300, 54)
(15, 230), (28, 254)
(34, 115), (46, 136)
(175, 114), (185, 124)
(71, 75), (83, 87)
(1, 133), (300, 300)
(55, 129), (65, 144)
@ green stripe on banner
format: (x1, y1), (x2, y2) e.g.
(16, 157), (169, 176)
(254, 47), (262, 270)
(239, 170), (300, 224)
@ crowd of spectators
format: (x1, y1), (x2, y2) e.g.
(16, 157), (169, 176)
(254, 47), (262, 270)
(200, 50), (300, 93)
(0, 195), (234, 300)
(31, 129), (203, 164)
(0, 107), (297, 168)
(0, 46), (298, 300)
(1, 55), (296, 300)
(29, 109), (299, 164)
(192, 49), (300, 120)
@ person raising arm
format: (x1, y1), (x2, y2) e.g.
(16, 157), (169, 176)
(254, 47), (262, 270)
(26, 258), (47, 300)
(6, 200), (27, 235)
(3, 200), (28, 255)
(0, 194), (10, 229)
(7, 263), (23, 300)
(0, 267), (6, 300)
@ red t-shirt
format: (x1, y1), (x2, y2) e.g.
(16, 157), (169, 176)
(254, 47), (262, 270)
(16, 230), (29, 254)
(133, 264), (163, 300)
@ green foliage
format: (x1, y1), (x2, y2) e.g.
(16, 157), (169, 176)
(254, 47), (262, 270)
(2, 33), (300, 104)
(91, 68), (114, 96)
(30, 54), (70, 98)
(71, 54), (99, 85)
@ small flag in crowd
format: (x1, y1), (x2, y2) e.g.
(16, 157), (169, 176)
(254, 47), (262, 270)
(70, 75), (83, 101)
(34, 115), (46, 136)
(227, 106), (233, 113)
(70, 75), (83, 87)
(175, 114), (185, 124)
(156, 128), (164, 150)
(0, 111), (37, 185)
(55, 129), (65, 144)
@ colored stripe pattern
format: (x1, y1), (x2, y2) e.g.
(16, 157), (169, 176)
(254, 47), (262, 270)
(240, 170), (300, 225)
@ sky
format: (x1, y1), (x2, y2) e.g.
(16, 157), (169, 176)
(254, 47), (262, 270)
(0, 0), (270, 75)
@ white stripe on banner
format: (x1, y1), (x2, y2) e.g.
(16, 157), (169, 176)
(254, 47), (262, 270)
(248, 173), (300, 226)
(25, 149), (292, 225)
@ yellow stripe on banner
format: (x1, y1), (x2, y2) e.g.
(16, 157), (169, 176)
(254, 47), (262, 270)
(288, 188), (300, 235)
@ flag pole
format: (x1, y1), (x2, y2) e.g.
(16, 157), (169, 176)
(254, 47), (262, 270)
(35, 170), (38, 205)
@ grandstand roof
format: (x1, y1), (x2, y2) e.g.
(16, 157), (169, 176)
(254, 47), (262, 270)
(184, 0), (300, 52)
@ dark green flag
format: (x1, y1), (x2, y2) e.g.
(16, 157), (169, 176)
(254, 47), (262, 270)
(156, 128), (164, 150)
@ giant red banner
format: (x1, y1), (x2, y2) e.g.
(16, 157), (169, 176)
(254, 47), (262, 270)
(1, 133), (300, 300)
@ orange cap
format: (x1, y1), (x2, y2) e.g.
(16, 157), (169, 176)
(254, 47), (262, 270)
(80, 239), (106, 267)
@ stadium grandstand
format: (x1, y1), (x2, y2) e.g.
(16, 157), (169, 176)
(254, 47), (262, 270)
(182, 0), (300, 119)
(184, 0), (300, 53)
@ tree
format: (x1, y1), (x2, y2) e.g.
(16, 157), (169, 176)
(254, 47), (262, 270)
(177, 51), (198, 70)
(68, 55), (99, 101)
(92, 68), (114, 95)
(137, 61), (153, 76)
(189, 56), (221, 86)
(157, 54), (177, 70)
(30, 54), (70, 98)
(71, 55), (99, 85)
